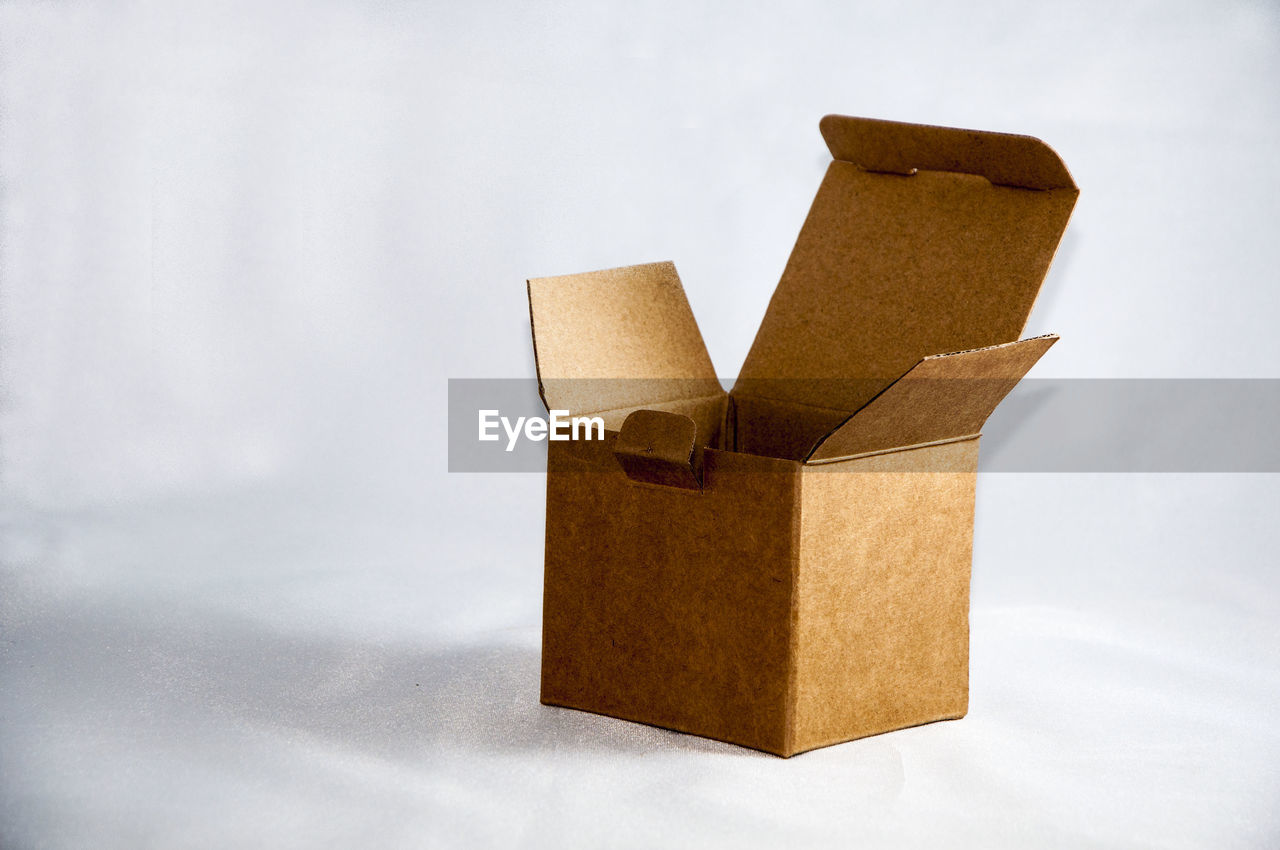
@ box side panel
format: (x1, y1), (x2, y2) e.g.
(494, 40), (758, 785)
(790, 439), (979, 754)
(542, 436), (799, 755)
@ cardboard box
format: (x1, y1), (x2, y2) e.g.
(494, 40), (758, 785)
(526, 115), (1077, 756)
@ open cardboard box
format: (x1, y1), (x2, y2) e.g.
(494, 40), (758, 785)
(526, 115), (1077, 756)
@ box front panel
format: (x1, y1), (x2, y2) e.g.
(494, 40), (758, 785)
(542, 436), (798, 754)
(793, 439), (980, 753)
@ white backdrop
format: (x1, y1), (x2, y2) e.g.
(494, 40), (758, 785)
(2, 1), (1278, 847)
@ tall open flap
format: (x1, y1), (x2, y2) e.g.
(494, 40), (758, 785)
(734, 116), (1078, 417)
(528, 261), (723, 419)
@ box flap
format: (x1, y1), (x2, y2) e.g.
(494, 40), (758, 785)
(613, 409), (704, 490)
(806, 335), (1057, 463)
(528, 261), (723, 416)
(819, 114), (1076, 189)
(734, 115), (1077, 416)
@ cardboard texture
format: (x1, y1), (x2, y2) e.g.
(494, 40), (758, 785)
(527, 115), (1077, 756)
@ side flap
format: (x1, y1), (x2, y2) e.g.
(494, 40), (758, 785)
(735, 116), (1077, 416)
(613, 409), (704, 490)
(819, 114), (1076, 189)
(806, 335), (1058, 463)
(528, 261), (722, 415)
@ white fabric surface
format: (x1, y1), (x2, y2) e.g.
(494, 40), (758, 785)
(2, 1), (1278, 847)
(4, 475), (1279, 847)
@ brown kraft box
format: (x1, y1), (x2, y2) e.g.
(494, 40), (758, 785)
(525, 115), (1078, 757)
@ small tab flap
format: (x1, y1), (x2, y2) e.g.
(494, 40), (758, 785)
(528, 261), (721, 416)
(806, 335), (1058, 462)
(613, 409), (703, 490)
(820, 115), (1076, 190)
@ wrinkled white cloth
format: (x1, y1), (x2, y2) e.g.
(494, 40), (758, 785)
(4, 474), (1278, 848)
